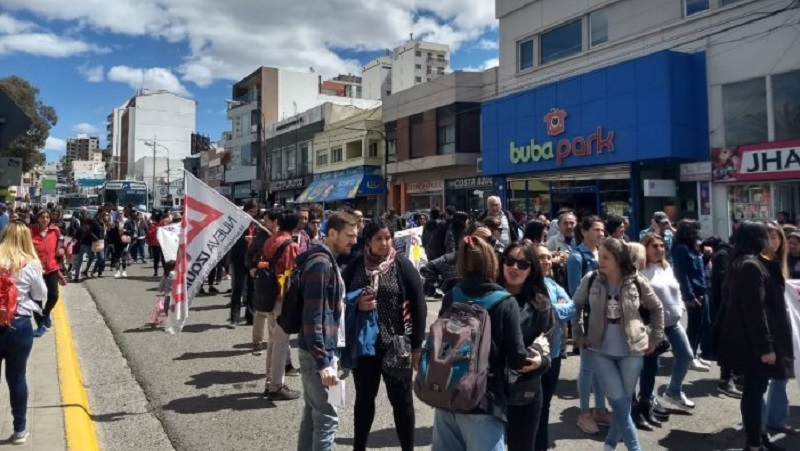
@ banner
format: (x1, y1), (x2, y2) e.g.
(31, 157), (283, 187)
(393, 227), (428, 272)
(785, 281), (800, 392)
(170, 172), (253, 331)
(157, 223), (181, 262)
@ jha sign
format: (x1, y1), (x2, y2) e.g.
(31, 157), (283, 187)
(510, 108), (615, 165)
(712, 140), (800, 182)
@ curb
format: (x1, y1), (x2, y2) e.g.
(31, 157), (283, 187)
(53, 294), (101, 451)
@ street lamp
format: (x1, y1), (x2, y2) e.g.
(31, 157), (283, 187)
(139, 139), (171, 207)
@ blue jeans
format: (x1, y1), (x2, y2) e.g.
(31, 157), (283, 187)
(664, 324), (693, 397)
(0, 316), (34, 432)
(763, 379), (789, 430)
(593, 352), (644, 451)
(132, 239), (146, 262)
(297, 350), (338, 451)
(432, 410), (505, 451)
(578, 349), (607, 411)
(73, 244), (95, 279)
(686, 297), (710, 357)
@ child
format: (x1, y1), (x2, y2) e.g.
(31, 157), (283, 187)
(151, 260), (177, 333)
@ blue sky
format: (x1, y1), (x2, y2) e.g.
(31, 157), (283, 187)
(0, 1), (500, 163)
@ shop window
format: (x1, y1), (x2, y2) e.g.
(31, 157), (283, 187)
(590, 9), (608, 48)
(684, 0), (709, 17)
(518, 38), (534, 71)
(438, 124), (456, 155)
(331, 147), (343, 163)
(729, 184), (772, 222)
(316, 151), (328, 166)
(772, 70), (800, 141)
(723, 77), (767, 147)
(540, 19), (582, 65)
(368, 141), (379, 158)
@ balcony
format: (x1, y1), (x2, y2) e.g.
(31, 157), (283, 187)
(427, 56), (449, 65)
(227, 92), (259, 110)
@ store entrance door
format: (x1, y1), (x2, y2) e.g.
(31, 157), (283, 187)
(550, 183), (599, 217)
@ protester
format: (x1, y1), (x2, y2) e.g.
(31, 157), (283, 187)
(147, 212), (166, 277)
(342, 218), (426, 451)
(109, 211), (135, 278)
(524, 219), (549, 245)
(607, 215), (626, 241)
(295, 212), (357, 451)
(572, 237), (664, 451)
(423, 208), (446, 262)
(497, 240), (555, 451)
(228, 200), (259, 328)
(719, 221), (794, 451)
(444, 211), (469, 254)
(92, 210), (111, 278)
(0, 203), (9, 233)
(246, 209), (277, 345)
(546, 211), (577, 254)
(478, 196), (520, 245)
(0, 222), (48, 444)
(788, 231), (800, 279)
(431, 235), (540, 451)
(639, 212), (674, 264)
(482, 217), (505, 254)
(30, 209), (63, 337)
(671, 219), (710, 372)
(72, 216), (100, 283)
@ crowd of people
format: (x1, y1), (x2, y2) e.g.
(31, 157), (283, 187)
(0, 194), (797, 450)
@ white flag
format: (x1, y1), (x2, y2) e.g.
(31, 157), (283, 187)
(393, 226), (428, 272)
(157, 223), (181, 262)
(784, 280), (800, 391)
(170, 172), (253, 331)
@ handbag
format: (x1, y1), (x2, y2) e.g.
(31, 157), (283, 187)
(92, 239), (104, 253)
(120, 235), (131, 244)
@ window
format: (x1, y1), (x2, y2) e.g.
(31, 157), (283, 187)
(331, 147), (342, 163)
(684, 0), (709, 16)
(518, 39), (534, 71)
(270, 149), (281, 179)
(773, 70), (800, 141)
(437, 68), (445, 75)
(723, 78), (767, 147)
(590, 9), (608, 48)
(410, 114), (424, 159)
(368, 142), (379, 158)
(415, 76), (422, 83)
(540, 19), (582, 65)
(386, 121), (397, 163)
(427, 66), (432, 75)
(415, 64), (421, 69)
(298, 141), (311, 174)
(415, 51), (421, 57)
(316, 150), (328, 166)
(438, 124), (456, 155)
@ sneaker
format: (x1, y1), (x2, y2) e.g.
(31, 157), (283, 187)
(44, 316), (52, 329)
(577, 412), (599, 435)
(718, 380), (743, 399)
(267, 385), (301, 401)
(662, 391), (695, 411)
(252, 343), (264, 356)
(593, 408), (612, 427)
(122, 271), (128, 278)
(198, 287), (206, 295)
(285, 365), (300, 377)
(11, 430), (28, 444)
(114, 270), (121, 278)
(226, 320), (237, 329)
(208, 286), (219, 294)
(34, 325), (46, 337)
(651, 397), (670, 418)
(689, 358), (711, 372)
(696, 357), (713, 366)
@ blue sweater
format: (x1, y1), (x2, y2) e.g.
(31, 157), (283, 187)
(545, 278), (576, 359)
(671, 242), (707, 302)
(566, 243), (598, 296)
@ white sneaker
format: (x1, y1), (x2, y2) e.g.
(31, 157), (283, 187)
(662, 391), (696, 410)
(122, 271), (128, 278)
(11, 430), (28, 444)
(696, 357), (712, 366)
(689, 358), (710, 372)
(114, 270), (121, 278)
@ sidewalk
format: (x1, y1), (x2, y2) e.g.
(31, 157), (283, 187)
(0, 321), (66, 450)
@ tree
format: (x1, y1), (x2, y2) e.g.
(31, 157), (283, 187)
(0, 76), (57, 171)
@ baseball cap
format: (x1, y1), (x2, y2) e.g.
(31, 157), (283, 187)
(652, 211), (670, 224)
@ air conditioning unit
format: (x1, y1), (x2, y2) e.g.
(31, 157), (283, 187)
(476, 157), (483, 174)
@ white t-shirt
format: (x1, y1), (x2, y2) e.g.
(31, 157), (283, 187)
(499, 212), (510, 245)
(11, 261), (47, 317)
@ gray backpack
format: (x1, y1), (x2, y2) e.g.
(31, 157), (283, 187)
(414, 287), (510, 413)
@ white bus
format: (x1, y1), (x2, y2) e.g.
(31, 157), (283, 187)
(101, 180), (149, 211)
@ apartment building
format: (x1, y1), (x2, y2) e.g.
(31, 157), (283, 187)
(362, 39), (451, 100)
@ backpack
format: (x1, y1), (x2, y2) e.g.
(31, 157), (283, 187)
(413, 286), (511, 413)
(253, 239), (292, 313)
(0, 267), (21, 327)
(278, 249), (336, 335)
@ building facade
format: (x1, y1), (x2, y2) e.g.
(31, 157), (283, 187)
(362, 39), (451, 100)
(65, 135), (99, 171)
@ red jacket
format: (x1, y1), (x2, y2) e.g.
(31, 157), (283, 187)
(31, 224), (62, 274)
(147, 222), (161, 247)
(262, 232), (299, 300)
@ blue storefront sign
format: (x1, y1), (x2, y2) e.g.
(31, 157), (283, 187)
(297, 173), (384, 203)
(78, 178), (104, 187)
(481, 50), (709, 176)
(312, 165), (381, 181)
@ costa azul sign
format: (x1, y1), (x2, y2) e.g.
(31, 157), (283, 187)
(510, 108), (615, 165)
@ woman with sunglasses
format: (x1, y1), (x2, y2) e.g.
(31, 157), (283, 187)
(497, 241), (555, 451)
(533, 244), (576, 451)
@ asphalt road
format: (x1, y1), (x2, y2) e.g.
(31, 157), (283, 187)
(73, 262), (800, 451)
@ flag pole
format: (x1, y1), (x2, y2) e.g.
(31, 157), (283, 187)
(179, 169), (269, 232)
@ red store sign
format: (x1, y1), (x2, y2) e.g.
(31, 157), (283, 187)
(712, 139), (800, 182)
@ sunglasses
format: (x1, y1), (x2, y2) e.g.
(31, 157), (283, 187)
(310, 220), (321, 225)
(503, 256), (532, 270)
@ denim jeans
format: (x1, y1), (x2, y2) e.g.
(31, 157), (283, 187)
(664, 324), (693, 397)
(432, 410), (505, 451)
(297, 350), (338, 451)
(762, 378), (789, 430)
(73, 244), (95, 279)
(686, 297), (710, 357)
(593, 352), (644, 451)
(0, 316), (34, 432)
(578, 349), (606, 411)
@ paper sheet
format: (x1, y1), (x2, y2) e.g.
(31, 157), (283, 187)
(328, 379), (346, 408)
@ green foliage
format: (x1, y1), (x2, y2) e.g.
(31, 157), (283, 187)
(0, 75), (58, 171)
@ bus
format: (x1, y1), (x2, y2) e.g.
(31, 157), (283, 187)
(59, 194), (97, 209)
(101, 180), (149, 211)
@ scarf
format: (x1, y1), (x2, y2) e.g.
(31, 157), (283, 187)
(364, 246), (396, 292)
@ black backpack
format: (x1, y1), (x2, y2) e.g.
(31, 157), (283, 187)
(253, 239), (292, 313)
(278, 249), (336, 335)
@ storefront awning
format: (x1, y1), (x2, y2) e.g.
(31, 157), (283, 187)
(296, 174), (384, 204)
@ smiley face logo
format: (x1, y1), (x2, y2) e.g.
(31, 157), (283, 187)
(543, 108), (567, 136)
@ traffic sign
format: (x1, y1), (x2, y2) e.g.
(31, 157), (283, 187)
(0, 89), (33, 150)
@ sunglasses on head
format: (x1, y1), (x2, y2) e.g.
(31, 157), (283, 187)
(503, 256), (532, 270)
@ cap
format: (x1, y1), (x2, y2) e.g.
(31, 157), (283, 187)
(789, 231), (800, 241)
(652, 211), (670, 224)
(0, 202), (6, 209)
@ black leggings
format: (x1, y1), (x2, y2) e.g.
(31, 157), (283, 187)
(353, 354), (415, 451)
(741, 370), (769, 447)
(34, 271), (60, 326)
(151, 246), (165, 275)
(535, 356), (561, 451)
(507, 386), (543, 451)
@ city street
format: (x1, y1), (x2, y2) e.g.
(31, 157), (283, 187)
(62, 262), (800, 451)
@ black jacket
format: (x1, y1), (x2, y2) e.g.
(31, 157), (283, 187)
(506, 289), (554, 406)
(231, 224), (257, 268)
(423, 219), (447, 261)
(439, 279), (530, 422)
(719, 255), (794, 379)
(478, 209), (520, 242)
(245, 228), (272, 271)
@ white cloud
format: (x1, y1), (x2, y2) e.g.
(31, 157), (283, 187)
(44, 136), (66, 152)
(1, 0), (497, 86)
(107, 65), (190, 97)
(72, 122), (98, 134)
(476, 39), (498, 50)
(460, 57), (500, 73)
(0, 13), (106, 57)
(78, 64), (104, 82)
(0, 13), (35, 34)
